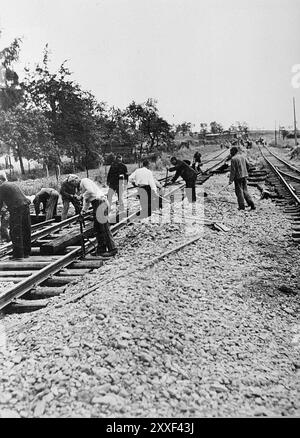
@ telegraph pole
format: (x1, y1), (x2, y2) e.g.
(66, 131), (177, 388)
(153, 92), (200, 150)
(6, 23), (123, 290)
(293, 97), (298, 146)
(275, 121), (277, 146)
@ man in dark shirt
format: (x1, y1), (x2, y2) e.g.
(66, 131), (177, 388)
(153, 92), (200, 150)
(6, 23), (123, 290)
(168, 157), (198, 203)
(107, 155), (128, 211)
(192, 151), (202, 172)
(33, 188), (59, 220)
(0, 173), (31, 260)
(60, 174), (82, 220)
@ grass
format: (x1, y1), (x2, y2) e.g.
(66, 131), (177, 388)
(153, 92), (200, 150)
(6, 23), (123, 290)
(6, 143), (222, 196)
(11, 164), (139, 196)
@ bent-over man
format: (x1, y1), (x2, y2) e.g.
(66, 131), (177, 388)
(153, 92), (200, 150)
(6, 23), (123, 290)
(0, 172), (31, 260)
(168, 157), (198, 203)
(129, 160), (158, 218)
(60, 174), (82, 220)
(229, 146), (256, 211)
(79, 177), (117, 257)
(33, 188), (59, 220)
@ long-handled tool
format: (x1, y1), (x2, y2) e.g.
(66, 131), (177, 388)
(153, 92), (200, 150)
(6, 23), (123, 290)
(208, 183), (231, 198)
(164, 168), (169, 187)
(78, 213), (86, 257)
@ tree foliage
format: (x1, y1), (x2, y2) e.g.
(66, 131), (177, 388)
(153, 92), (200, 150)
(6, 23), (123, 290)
(229, 121), (249, 134)
(175, 122), (192, 135)
(22, 46), (106, 169)
(210, 121), (224, 134)
(0, 36), (23, 110)
(126, 98), (174, 154)
(0, 106), (57, 174)
(199, 122), (208, 135)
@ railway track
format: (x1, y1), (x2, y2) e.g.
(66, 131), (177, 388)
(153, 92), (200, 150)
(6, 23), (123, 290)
(260, 145), (300, 242)
(0, 150), (229, 313)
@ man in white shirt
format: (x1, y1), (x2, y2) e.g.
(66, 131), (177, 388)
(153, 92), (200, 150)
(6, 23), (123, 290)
(129, 160), (159, 218)
(78, 177), (117, 257)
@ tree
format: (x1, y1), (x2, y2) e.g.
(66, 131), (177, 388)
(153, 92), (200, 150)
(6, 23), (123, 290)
(0, 106), (56, 175)
(57, 88), (105, 171)
(199, 122), (208, 135)
(229, 121), (249, 134)
(0, 35), (23, 110)
(100, 106), (137, 157)
(175, 122), (192, 136)
(126, 99), (174, 156)
(210, 121), (224, 134)
(22, 45), (106, 169)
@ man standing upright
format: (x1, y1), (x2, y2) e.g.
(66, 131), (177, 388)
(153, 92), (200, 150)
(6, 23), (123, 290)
(129, 160), (158, 218)
(0, 172), (31, 260)
(192, 152), (202, 173)
(107, 154), (128, 211)
(229, 146), (256, 211)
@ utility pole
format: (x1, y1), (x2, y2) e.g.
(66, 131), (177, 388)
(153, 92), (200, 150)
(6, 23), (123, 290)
(293, 97), (298, 146)
(275, 120), (277, 146)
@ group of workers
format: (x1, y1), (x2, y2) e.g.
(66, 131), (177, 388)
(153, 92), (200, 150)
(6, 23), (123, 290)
(0, 147), (255, 261)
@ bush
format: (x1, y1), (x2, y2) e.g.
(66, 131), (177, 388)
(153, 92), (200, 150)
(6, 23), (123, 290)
(61, 162), (76, 174)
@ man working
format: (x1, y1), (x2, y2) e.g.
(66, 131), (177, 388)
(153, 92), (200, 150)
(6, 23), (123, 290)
(60, 174), (82, 220)
(229, 146), (256, 211)
(33, 188), (59, 220)
(0, 205), (10, 242)
(192, 151), (202, 173)
(107, 154), (128, 211)
(0, 172), (31, 260)
(168, 157), (198, 203)
(78, 177), (117, 257)
(129, 160), (158, 218)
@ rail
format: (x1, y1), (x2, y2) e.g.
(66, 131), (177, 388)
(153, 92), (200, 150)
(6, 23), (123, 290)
(0, 150), (228, 311)
(260, 147), (300, 205)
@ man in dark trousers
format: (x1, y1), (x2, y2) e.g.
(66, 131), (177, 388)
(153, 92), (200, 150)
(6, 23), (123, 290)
(129, 160), (158, 218)
(33, 187), (59, 220)
(168, 157), (198, 203)
(0, 172), (31, 260)
(78, 177), (117, 257)
(229, 146), (256, 211)
(60, 174), (82, 220)
(192, 151), (202, 172)
(107, 154), (128, 211)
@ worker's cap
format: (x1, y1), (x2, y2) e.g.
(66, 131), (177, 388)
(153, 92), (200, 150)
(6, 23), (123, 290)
(67, 174), (80, 183)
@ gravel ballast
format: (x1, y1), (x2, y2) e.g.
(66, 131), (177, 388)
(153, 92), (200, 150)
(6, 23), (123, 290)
(0, 171), (299, 418)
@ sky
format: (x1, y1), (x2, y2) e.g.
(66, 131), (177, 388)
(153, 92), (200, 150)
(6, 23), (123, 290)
(0, 0), (299, 130)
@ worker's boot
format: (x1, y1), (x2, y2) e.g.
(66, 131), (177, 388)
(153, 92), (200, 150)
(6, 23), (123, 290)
(93, 244), (106, 256)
